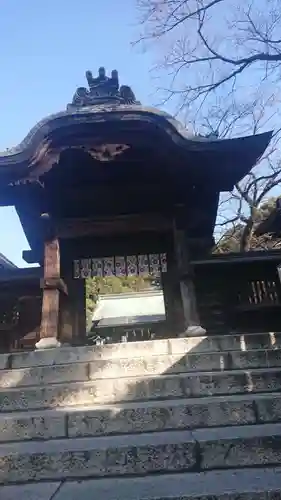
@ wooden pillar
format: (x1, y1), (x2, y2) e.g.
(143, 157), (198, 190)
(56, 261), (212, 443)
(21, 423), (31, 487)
(162, 251), (185, 335)
(75, 279), (86, 344)
(36, 233), (67, 349)
(61, 275), (86, 345)
(173, 224), (206, 337)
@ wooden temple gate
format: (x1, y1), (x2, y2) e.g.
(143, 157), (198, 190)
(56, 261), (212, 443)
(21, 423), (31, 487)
(0, 66), (273, 351)
(37, 215), (204, 347)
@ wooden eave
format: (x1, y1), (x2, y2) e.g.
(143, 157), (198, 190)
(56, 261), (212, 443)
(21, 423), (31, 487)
(191, 249), (281, 265)
(0, 266), (42, 283)
(0, 106), (273, 194)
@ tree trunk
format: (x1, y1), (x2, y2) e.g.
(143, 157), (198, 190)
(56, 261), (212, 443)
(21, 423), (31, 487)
(240, 218), (255, 252)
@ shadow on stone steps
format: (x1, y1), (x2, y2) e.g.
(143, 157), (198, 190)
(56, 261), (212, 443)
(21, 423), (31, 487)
(1, 332), (281, 488)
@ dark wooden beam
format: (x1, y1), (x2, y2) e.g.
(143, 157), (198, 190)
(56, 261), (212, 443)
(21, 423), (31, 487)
(40, 277), (68, 295)
(49, 184), (184, 199)
(191, 251), (281, 266)
(0, 267), (42, 283)
(0, 182), (46, 207)
(22, 250), (42, 265)
(56, 213), (173, 239)
(47, 185), (183, 218)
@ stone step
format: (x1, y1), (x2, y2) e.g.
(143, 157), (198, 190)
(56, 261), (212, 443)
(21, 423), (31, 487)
(1, 392), (281, 443)
(2, 467), (280, 500)
(1, 423), (281, 484)
(1, 348), (281, 389)
(0, 482), (61, 500)
(1, 332), (280, 370)
(1, 367), (281, 412)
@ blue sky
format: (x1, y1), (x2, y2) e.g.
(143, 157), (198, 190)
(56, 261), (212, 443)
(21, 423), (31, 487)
(0, 0), (278, 266)
(0, 0), (159, 266)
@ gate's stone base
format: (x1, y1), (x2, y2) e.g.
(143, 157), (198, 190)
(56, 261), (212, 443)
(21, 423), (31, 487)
(180, 325), (207, 337)
(35, 337), (61, 349)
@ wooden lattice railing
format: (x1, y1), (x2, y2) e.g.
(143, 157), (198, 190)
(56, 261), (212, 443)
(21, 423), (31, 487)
(192, 250), (281, 334)
(237, 278), (279, 308)
(0, 268), (42, 352)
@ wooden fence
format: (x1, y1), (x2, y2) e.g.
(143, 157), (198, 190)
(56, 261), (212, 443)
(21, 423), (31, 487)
(0, 268), (42, 352)
(1, 250), (281, 352)
(193, 250), (281, 334)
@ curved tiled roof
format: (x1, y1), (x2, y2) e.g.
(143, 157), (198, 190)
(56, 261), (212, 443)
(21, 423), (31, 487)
(0, 105), (273, 189)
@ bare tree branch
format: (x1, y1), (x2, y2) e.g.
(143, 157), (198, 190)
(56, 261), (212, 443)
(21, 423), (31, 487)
(135, 0), (281, 252)
(205, 100), (281, 251)
(135, 0), (281, 107)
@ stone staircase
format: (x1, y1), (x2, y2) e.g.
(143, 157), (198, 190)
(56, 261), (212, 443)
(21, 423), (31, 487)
(1, 333), (281, 499)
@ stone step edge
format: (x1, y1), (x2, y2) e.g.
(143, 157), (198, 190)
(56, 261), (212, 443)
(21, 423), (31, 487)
(2, 467), (279, 500)
(0, 391), (280, 420)
(0, 482), (61, 500)
(2, 346), (281, 390)
(1, 365), (281, 394)
(1, 421), (281, 455)
(0, 392), (280, 444)
(2, 332), (280, 369)
(2, 346), (281, 371)
(2, 425), (281, 487)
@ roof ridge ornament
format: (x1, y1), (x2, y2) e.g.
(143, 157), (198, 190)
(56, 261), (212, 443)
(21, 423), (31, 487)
(67, 66), (140, 110)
